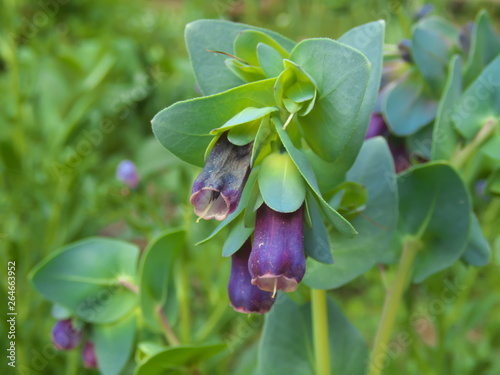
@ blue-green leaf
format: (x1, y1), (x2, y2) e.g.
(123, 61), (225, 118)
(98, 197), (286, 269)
(135, 344), (226, 375)
(290, 38), (371, 163)
(93, 313), (136, 375)
(258, 152), (306, 213)
(273, 116), (357, 237)
(462, 213), (491, 266)
(30, 238), (139, 324)
(258, 294), (368, 375)
(139, 230), (185, 332)
(152, 79), (276, 166)
(383, 70), (438, 136)
(304, 137), (398, 289)
(185, 20), (295, 95)
(397, 162), (471, 282)
(431, 55), (462, 160)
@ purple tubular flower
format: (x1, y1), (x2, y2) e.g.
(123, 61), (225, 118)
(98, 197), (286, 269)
(191, 133), (252, 221)
(82, 341), (98, 369)
(228, 239), (276, 314)
(51, 319), (82, 350)
(116, 160), (139, 189)
(249, 204), (305, 293)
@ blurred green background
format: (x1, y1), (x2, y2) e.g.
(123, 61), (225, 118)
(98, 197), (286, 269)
(1, 0), (499, 374)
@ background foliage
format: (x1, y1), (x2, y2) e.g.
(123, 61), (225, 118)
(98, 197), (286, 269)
(1, 0), (499, 374)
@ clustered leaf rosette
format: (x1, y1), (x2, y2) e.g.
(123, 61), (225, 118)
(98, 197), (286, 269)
(152, 19), (387, 313)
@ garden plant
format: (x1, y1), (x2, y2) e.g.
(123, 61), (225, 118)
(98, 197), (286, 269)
(3, 1), (500, 375)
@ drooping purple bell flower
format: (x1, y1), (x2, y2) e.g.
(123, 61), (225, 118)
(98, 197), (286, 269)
(82, 341), (98, 369)
(51, 319), (82, 350)
(228, 239), (276, 314)
(116, 160), (139, 189)
(249, 204), (305, 293)
(191, 133), (252, 221)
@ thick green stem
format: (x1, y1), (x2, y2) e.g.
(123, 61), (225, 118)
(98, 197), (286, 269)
(368, 238), (420, 375)
(311, 288), (331, 375)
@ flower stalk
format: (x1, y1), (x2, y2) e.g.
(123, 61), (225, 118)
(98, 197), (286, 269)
(311, 288), (331, 375)
(368, 238), (421, 375)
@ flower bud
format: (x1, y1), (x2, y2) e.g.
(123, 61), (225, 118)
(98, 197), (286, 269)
(51, 319), (82, 350)
(228, 239), (275, 314)
(116, 160), (139, 189)
(249, 204), (305, 293)
(82, 341), (98, 369)
(191, 134), (252, 221)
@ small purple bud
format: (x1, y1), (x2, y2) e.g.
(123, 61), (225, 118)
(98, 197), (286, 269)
(228, 239), (276, 314)
(366, 113), (388, 139)
(191, 133), (252, 221)
(475, 179), (488, 200)
(51, 319), (82, 350)
(249, 204), (305, 293)
(397, 39), (412, 63)
(413, 3), (434, 20)
(459, 22), (474, 55)
(82, 341), (98, 369)
(116, 160), (139, 189)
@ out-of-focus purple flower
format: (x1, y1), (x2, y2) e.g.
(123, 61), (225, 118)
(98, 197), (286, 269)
(366, 113), (388, 139)
(413, 4), (434, 20)
(389, 140), (411, 174)
(82, 341), (98, 369)
(366, 112), (414, 173)
(191, 133), (252, 221)
(51, 319), (82, 350)
(116, 160), (139, 189)
(459, 22), (474, 55)
(228, 239), (276, 314)
(475, 179), (488, 200)
(249, 204), (305, 293)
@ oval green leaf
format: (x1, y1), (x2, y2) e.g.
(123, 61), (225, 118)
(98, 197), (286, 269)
(304, 137), (398, 289)
(93, 313), (136, 375)
(30, 237), (139, 323)
(258, 294), (368, 375)
(258, 152), (306, 213)
(397, 162), (471, 283)
(139, 229), (185, 332)
(185, 19), (295, 95)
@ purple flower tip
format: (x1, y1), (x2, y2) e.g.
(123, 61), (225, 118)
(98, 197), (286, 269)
(191, 134), (251, 221)
(228, 240), (276, 314)
(116, 160), (139, 189)
(51, 319), (82, 350)
(249, 204), (305, 293)
(82, 341), (98, 369)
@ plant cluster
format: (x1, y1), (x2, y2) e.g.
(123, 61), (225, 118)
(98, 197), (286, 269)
(28, 8), (500, 375)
